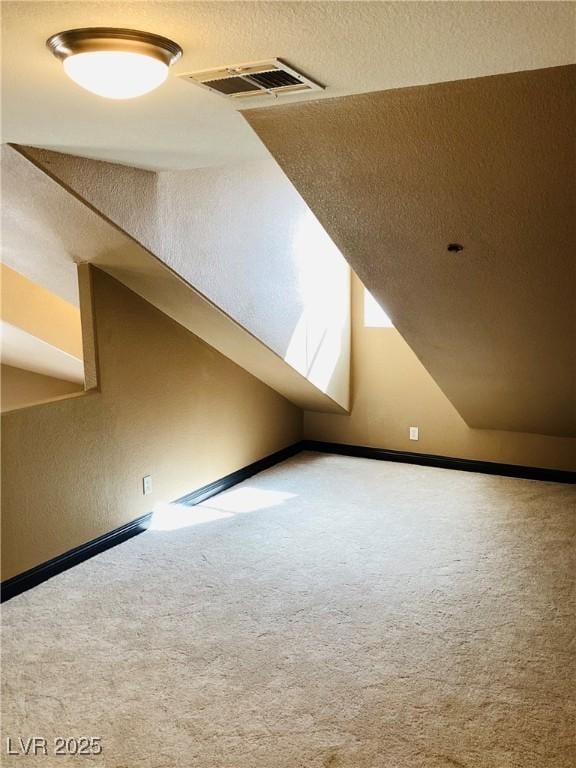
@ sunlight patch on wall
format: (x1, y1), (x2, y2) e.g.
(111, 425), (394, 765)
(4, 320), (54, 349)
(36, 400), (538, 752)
(364, 288), (393, 328)
(283, 207), (350, 406)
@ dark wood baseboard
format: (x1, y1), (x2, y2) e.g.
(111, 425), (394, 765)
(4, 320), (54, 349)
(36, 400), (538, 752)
(1, 442), (304, 603)
(302, 440), (576, 484)
(3, 438), (572, 602)
(0, 512), (153, 603)
(175, 441), (303, 506)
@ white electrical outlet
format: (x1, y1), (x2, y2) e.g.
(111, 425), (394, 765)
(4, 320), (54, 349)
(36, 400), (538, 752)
(143, 475), (153, 496)
(409, 426), (419, 441)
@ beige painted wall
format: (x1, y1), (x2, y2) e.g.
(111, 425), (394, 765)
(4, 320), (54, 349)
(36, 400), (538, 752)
(1, 267), (301, 581)
(304, 276), (576, 471)
(1, 364), (82, 412)
(1, 264), (82, 357)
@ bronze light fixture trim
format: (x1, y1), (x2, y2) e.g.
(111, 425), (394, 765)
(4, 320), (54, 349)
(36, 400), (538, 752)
(46, 27), (183, 99)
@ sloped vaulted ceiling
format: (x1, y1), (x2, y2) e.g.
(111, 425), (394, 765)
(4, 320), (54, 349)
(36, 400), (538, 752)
(3, 146), (350, 413)
(245, 65), (576, 437)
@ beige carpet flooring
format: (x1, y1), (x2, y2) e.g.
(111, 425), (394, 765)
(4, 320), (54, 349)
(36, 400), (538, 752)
(2, 452), (575, 767)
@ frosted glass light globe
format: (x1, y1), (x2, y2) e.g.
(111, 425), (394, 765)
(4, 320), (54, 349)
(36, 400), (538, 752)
(63, 50), (168, 99)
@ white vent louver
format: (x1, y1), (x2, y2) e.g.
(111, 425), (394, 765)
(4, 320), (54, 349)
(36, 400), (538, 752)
(178, 59), (323, 99)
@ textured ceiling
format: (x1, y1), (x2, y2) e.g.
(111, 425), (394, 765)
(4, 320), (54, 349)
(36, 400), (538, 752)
(3, 145), (348, 412)
(2, 1), (575, 169)
(15, 145), (351, 410)
(246, 65), (576, 437)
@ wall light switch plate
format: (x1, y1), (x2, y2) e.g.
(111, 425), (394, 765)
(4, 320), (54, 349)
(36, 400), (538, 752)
(143, 475), (153, 496)
(409, 426), (419, 441)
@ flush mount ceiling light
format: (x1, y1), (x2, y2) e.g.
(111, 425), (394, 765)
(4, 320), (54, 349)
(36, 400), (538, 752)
(46, 27), (182, 99)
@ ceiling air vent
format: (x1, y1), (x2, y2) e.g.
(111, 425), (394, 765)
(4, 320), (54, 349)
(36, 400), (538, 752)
(178, 59), (323, 100)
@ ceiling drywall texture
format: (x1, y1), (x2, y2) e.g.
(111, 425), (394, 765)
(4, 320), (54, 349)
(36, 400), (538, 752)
(15, 146), (351, 410)
(2, 2), (575, 169)
(1, 193), (80, 307)
(2, 145), (346, 413)
(246, 65), (576, 437)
